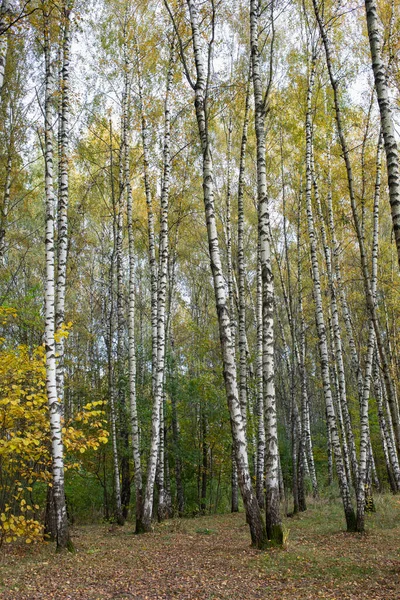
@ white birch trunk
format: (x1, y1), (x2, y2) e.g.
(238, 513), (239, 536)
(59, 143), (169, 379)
(42, 5), (71, 550)
(304, 51), (356, 530)
(313, 0), (400, 459)
(356, 134), (383, 531)
(122, 43), (143, 531)
(364, 0), (400, 268)
(142, 42), (173, 530)
(108, 119), (124, 526)
(0, 0), (9, 101)
(136, 43), (158, 398)
(311, 150), (359, 486)
(55, 1), (72, 411)
(238, 68), (251, 448)
(297, 194), (318, 497)
(180, 0), (268, 548)
(374, 361), (400, 490)
(250, 0), (282, 543)
(0, 149), (11, 263)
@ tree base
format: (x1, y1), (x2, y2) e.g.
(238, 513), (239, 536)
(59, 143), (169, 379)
(345, 509), (357, 532)
(56, 536), (75, 553)
(267, 523), (284, 547)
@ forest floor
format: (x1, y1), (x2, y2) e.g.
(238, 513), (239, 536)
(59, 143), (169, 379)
(0, 495), (399, 600)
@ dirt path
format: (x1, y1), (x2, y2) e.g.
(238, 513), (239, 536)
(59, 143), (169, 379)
(0, 499), (399, 599)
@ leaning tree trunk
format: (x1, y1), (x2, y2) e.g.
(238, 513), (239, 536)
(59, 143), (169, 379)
(311, 151), (358, 487)
(364, 0), (400, 269)
(313, 0), (400, 458)
(374, 359), (400, 491)
(176, 0), (268, 549)
(250, 0), (283, 544)
(304, 50), (356, 531)
(42, 5), (72, 551)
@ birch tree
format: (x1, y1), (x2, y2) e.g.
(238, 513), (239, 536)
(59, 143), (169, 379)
(364, 0), (400, 269)
(141, 34), (174, 531)
(312, 0), (400, 459)
(55, 0), (73, 411)
(0, 0), (10, 101)
(165, 0), (268, 548)
(42, 1), (72, 551)
(304, 48), (356, 531)
(250, 0), (283, 544)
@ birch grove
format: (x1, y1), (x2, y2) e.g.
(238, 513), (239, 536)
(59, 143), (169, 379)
(1, 0), (400, 556)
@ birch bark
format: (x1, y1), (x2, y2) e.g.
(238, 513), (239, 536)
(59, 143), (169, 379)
(313, 0), (400, 457)
(142, 41), (174, 530)
(167, 0), (268, 548)
(108, 119), (124, 526)
(364, 0), (400, 268)
(55, 0), (72, 412)
(250, 0), (283, 543)
(0, 149), (11, 263)
(304, 51), (356, 530)
(356, 134), (383, 531)
(122, 41), (143, 532)
(0, 0), (9, 101)
(42, 3), (71, 550)
(311, 150), (358, 486)
(238, 67), (251, 452)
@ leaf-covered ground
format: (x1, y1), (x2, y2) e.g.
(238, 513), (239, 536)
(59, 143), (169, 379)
(1, 495), (399, 599)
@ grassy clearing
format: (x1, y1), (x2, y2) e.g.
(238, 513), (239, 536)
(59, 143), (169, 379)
(0, 494), (399, 599)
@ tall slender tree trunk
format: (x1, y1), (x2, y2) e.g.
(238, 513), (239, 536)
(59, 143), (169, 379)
(297, 192), (318, 497)
(174, 0), (268, 548)
(122, 44), (143, 532)
(313, 0), (400, 457)
(142, 40), (174, 530)
(356, 134), (383, 531)
(170, 332), (184, 516)
(55, 0), (72, 412)
(364, 0), (400, 268)
(136, 41), (158, 398)
(108, 119), (124, 527)
(42, 4), (72, 551)
(0, 0), (10, 101)
(250, 0), (283, 544)
(311, 150), (358, 487)
(256, 243), (265, 509)
(238, 66), (251, 457)
(304, 50), (356, 531)
(0, 148), (11, 263)
(117, 117), (130, 520)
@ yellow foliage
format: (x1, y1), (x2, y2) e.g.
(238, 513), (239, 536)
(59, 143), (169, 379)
(0, 308), (109, 546)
